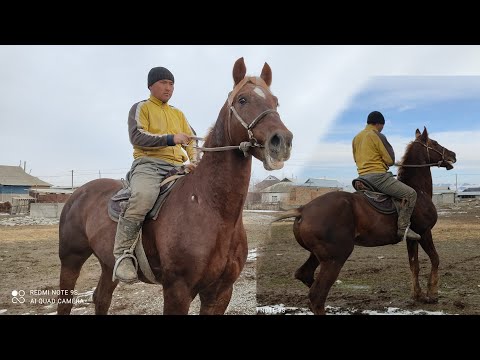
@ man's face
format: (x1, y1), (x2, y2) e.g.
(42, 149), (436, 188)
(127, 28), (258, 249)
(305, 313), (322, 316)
(376, 123), (384, 132)
(149, 79), (174, 103)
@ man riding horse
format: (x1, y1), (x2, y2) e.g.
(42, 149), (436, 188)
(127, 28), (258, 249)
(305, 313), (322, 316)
(113, 66), (197, 283)
(352, 111), (421, 241)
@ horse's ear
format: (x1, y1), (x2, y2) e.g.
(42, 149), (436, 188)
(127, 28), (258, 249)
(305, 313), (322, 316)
(233, 57), (246, 86)
(260, 62), (272, 87)
(415, 128), (421, 138)
(419, 126), (429, 143)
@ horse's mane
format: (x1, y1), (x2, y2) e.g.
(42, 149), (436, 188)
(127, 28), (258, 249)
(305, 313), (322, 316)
(397, 140), (415, 178)
(202, 104), (230, 148)
(397, 138), (433, 194)
(202, 124), (215, 145)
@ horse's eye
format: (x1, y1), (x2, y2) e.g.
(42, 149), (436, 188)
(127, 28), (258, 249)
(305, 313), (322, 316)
(239, 98), (247, 105)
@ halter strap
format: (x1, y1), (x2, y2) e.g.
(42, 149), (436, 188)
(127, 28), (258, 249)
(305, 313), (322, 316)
(394, 140), (446, 168)
(194, 76), (278, 156)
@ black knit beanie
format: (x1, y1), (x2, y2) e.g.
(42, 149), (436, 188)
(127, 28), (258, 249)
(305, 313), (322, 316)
(367, 111), (385, 124)
(148, 67), (174, 88)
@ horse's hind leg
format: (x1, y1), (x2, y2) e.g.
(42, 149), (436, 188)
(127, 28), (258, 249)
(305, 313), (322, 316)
(57, 251), (92, 315)
(308, 259), (346, 315)
(199, 283), (234, 315)
(418, 229), (439, 303)
(406, 238), (425, 301)
(92, 263), (118, 314)
(295, 252), (319, 288)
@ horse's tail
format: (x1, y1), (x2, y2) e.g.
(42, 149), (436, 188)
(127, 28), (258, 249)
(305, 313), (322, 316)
(271, 207), (303, 223)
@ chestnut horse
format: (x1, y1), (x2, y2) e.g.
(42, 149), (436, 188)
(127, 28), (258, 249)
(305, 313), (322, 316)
(57, 57), (293, 315)
(274, 127), (456, 314)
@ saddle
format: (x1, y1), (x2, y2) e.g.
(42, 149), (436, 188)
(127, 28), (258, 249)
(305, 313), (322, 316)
(108, 166), (188, 222)
(352, 177), (399, 215)
(107, 166), (188, 284)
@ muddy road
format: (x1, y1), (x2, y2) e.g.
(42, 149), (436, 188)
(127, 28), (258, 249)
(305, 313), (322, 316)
(257, 200), (480, 315)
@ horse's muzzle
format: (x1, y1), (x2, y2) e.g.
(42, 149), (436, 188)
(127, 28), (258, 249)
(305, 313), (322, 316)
(263, 130), (293, 170)
(444, 152), (457, 170)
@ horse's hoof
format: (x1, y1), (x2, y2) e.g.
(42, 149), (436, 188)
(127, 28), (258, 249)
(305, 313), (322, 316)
(312, 308), (326, 315)
(413, 293), (438, 304)
(411, 293), (427, 303)
(294, 271), (313, 288)
(405, 299), (416, 307)
(302, 279), (314, 288)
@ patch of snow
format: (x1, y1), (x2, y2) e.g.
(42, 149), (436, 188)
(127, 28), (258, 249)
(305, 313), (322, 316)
(247, 248), (256, 262)
(0, 216), (59, 226)
(437, 211), (467, 216)
(365, 307), (451, 315)
(258, 304), (455, 315)
(75, 290), (94, 303)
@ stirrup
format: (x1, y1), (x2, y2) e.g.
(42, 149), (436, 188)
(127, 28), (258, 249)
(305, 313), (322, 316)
(399, 224), (420, 241)
(112, 252), (139, 282)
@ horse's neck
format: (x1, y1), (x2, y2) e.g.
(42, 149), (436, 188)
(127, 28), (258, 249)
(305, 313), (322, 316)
(397, 154), (433, 197)
(190, 110), (252, 219)
(197, 151), (252, 207)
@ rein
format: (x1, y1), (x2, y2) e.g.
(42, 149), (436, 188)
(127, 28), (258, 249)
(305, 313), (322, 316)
(193, 140), (255, 154)
(394, 139), (446, 168)
(394, 162), (444, 168)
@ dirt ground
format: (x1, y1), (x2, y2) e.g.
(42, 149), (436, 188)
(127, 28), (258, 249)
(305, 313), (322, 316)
(1, 202), (479, 316)
(0, 212), (272, 315)
(257, 200), (480, 315)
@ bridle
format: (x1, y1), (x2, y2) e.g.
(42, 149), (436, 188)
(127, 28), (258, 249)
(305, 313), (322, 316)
(193, 76), (278, 157)
(395, 140), (447, 168)
(229, 106), (277, 151)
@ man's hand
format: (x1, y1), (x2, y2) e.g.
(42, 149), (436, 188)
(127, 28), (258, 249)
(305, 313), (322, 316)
(173, 133), (192, 145)
(185, 162), (197, 173)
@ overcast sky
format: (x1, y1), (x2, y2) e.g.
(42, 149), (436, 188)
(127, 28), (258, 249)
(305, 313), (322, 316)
(1, 45), (480, 187)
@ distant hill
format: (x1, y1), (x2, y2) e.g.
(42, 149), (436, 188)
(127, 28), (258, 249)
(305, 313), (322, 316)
(433, 183), (480, 192)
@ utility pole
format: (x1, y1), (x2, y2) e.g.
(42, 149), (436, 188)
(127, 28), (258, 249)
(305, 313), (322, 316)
(455, 174), (458, 204)
(99, 170), (101, 179)
(23, 161), (26, 171)
(71, 170), (74, 190)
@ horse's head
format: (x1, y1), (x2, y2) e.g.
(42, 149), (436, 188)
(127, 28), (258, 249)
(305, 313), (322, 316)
(226, 57), (293, 170)
(414, 127), (457, 170)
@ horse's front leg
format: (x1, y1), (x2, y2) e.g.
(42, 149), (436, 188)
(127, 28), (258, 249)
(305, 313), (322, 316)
(162, 280), (195, 314)
(295, 252), (319, 288)
(418, 229), (439, 303)
(308, 258), (345, 315)
(406, 238), (425, 301)
(199, 281), (235, 315)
